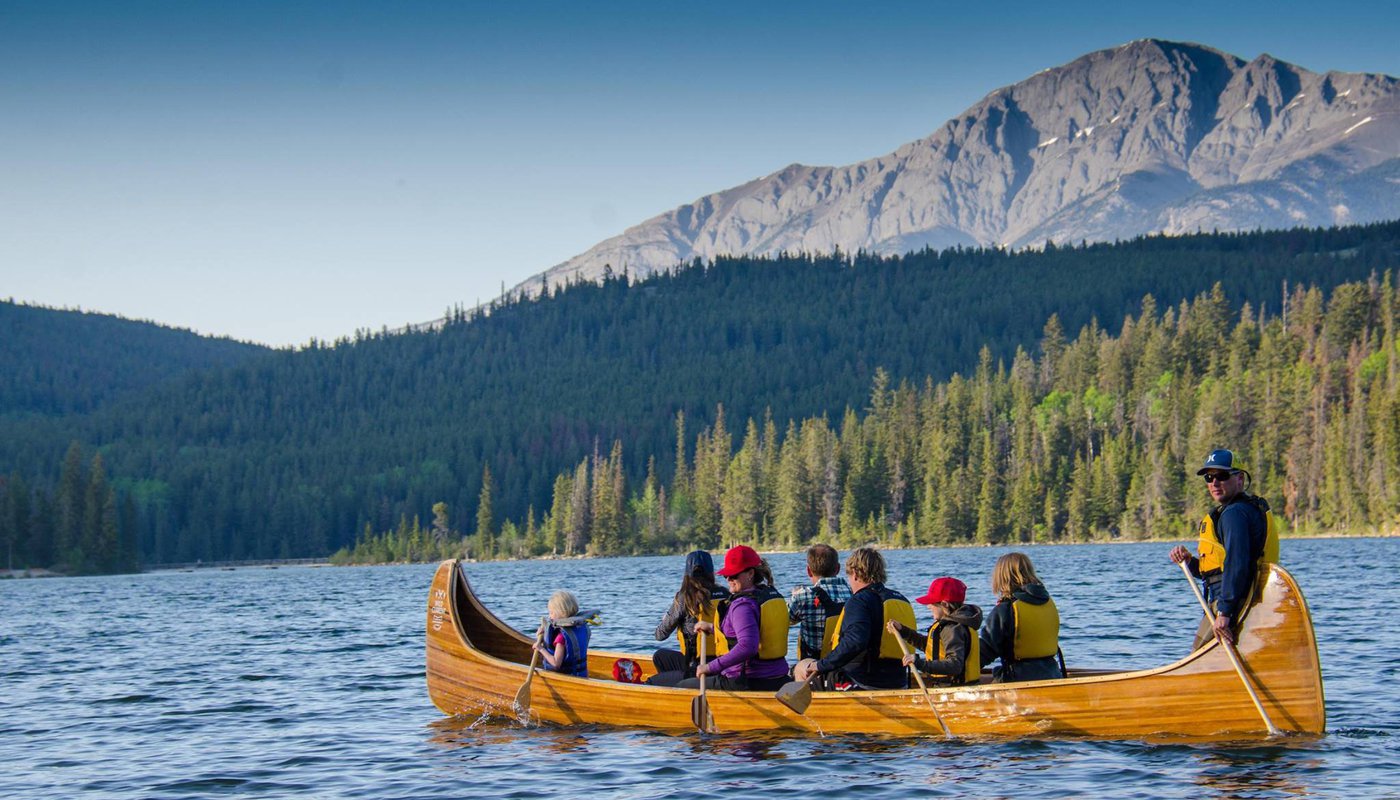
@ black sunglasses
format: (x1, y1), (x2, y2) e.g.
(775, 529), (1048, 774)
(1203, 472), (1237, 484)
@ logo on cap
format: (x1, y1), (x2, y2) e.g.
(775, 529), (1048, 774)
(1197, 449), (1237, 475)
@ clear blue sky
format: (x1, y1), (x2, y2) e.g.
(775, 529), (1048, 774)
(3, 0), (1397, 347)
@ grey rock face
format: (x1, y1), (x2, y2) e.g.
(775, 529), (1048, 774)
(525, 40), (1399, 294)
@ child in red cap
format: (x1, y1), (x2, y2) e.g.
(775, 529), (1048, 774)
(886, 576), (984, 686)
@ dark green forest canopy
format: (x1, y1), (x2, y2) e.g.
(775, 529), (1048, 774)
(2, 221), (1398, 568)
(0, 300), (268, 418)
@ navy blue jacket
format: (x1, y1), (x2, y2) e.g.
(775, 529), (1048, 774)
(813, 582), (909, 689)
(1207, 498), (1268, 618)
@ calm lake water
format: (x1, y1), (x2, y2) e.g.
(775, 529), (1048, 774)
(2, 539), (1396, 799)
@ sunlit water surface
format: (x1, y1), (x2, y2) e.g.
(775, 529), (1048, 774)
(3, 539), (1396, 798)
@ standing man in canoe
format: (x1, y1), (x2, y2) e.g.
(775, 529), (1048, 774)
(1170, 448), (1280, 649)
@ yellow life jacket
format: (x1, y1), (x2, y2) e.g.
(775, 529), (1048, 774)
(830, 594), (916, 660)
(1011, 596), (1059, 661)
(714, 585), (789, 660)
(925, 619), (981, 685)
(677, 592), (730, 659)
(753, 584), (790, 660)
(820, 616), (840, 658)
(811, 584), (844, 658)
(1197, 494), (1280, 576)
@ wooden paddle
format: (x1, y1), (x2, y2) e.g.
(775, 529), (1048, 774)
(775, 671), (817, 714)
(691, 634), (713, 732)
(513, 617), (548, 716)
(894, 633), (953, 737)
(1178, 561), (1283, 736)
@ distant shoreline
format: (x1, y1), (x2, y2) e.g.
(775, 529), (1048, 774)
(5, 528), (1391, 578)
(317, 527), (1400, 568)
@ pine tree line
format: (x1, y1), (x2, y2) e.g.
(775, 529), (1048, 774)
(1, 441), (139, 574)
(490, 277), (1399, 557)
(4, 223), (1399, 569)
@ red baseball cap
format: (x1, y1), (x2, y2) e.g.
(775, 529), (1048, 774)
(716, 545), (762, 577)
(916, 576), (966, 605)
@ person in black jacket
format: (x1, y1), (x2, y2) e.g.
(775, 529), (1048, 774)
(646, 550), (730, 686)
(979, 552), (1064, 683)
(792, 546), (911, 690)
(889, 576), (984, 686)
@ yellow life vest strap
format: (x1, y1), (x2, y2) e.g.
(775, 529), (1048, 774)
(823, 610), (845, 652)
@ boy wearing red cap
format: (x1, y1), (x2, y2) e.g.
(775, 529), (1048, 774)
(887, 576), (984, 686)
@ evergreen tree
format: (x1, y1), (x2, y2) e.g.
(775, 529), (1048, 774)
(476, 467), (495, 559)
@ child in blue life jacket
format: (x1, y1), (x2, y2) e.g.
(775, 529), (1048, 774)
(887, 577), (984, 686)
(535, 590), (598, 678)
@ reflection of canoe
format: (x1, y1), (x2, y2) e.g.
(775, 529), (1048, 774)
(426, 560), (1324, 739)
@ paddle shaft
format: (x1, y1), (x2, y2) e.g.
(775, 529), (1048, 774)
(514, 618), (547, 713)
(1178, 560), (1282, 735)
(693, 633), (713, 732)
(894, 632), (952, 737)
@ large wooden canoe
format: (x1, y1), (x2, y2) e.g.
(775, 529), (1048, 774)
(425, 559), (1325, 739)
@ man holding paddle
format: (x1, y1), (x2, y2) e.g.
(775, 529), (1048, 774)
(1170, 448), (1280, 650)
(792, 546), (913, 691)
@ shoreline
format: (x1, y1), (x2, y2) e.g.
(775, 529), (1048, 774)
(320, 527), (1400, 568)
(6, 528), (1391, 578)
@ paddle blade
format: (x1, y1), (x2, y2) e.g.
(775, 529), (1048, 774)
(514, 643), (544, 716)
(775, 679), (813, 714)
(691, 694), (711, 732)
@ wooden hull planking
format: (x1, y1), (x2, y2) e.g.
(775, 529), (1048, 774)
(425, 560), (1324, 739)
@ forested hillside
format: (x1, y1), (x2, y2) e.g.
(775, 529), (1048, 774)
(431, 277), (1395, 562)
(2, 223), (1398, 571)
(0, 301), (268, 418)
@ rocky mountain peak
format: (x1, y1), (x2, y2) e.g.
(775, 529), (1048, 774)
(516, 40), (1399, 296)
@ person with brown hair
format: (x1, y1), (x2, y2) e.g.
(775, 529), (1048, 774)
(679, 545), (790, 691)
(646, 550), (730, 686)
(792, 546), (914, 690)
(978, 552), (1064, 683)
(888, 576), (984, 686)
(788, 543), (851, 661)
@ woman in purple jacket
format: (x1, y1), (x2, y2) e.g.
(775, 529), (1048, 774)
(678, 545), (790, 692)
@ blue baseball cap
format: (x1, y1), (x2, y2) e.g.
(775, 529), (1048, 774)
(1196, 449), (1240, 475)
(684, 550), (715, 579)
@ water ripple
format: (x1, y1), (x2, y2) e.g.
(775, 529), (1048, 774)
(1, 541), (1395, 799)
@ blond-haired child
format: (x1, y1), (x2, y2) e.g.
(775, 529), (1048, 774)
(534, 590), (596, 677)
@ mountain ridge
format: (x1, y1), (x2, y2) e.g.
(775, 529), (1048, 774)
(521, 39), (1400, 295)
(0, 300), (270, 418)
